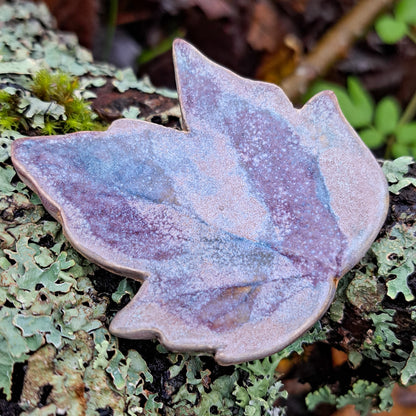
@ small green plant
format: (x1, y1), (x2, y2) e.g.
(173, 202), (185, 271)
(137, 29), (185, 65)
(0, 90), (28, 132)
(0, 69), (104, 136)
(306, 77), (416, 159)
(31, 69), (104, 134)
(304, 0), (416, 160)
(375, 0), (416, 44)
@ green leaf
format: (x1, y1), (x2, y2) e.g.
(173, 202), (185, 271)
(396, 122), (416, 146)
(0, 308), (31, 358)
(305, 78), (374, 128)
(197, 373), (237, 415)
(372, 222), (416, 312)
(0, 349), (28, 400)
(392, 142), (412, 158)
(233, 354), (287, 415)
(93, 340), (109, 370)
(390, 169), (416, 193)
(0, 308), (34, 399)
(395, 0), (416, 25)
(138, 32), (180, 65)
(304, 80), (345, 101)
(374, 97), (400, 134)
(0, 130), (23, 163)
(346, 77), (374, 128)
(44, 46), (87, 76)
(335, 89), (364, 127)
(304, 80), (360, 127)
(247, 377), (270, 398)
(61, 305), (103, 334)
(280, 322), (327, 357)
(0, 3), (14, 21)
(375, 15), (408, 44)
(172, 382), (198, 405)
(34, 246), (55, 267)
(402, 340), (416, 384)
(359, 128), (385, 149)
(0, 59), (35, 75)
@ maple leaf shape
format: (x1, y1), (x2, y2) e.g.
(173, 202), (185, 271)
(11, 40), (388, 365)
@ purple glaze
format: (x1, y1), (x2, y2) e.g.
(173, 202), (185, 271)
(11, 39), (389, 364)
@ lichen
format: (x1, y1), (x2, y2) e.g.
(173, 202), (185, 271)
(304, 158), (416, 414)
(1, 1), (416, 415)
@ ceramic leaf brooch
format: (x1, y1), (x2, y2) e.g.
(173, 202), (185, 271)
(11, 39), (389, 365)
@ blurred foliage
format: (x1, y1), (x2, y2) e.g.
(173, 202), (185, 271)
(375, 0), (416, 44)
(137, 30), (185, 66)
(1, 1), (416, 416)
(305, 0), (416, 161)
(306, 77), (416, 159)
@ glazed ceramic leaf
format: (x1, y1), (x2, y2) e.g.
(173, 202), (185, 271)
(11, 40), (388, 365)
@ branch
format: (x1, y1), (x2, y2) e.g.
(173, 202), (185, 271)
(280, 0), (396, 101)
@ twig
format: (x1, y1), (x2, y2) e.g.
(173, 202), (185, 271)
(407, 30), (416, 45)
(399, 89), (416, 126)
(103, 0), (118, 61)
(384, 89), (416, 160)
(280, 0), (396, 101)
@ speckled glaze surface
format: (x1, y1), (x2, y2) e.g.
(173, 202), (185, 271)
(11, 39), (389, 365)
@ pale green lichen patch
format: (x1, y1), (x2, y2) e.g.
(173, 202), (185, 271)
(305, 158), (416, 415)
(307, 381), (394, 415)
(113, 69), (178, 98)
(1, 1), (416, 415)
(373, 223), (415, 301)
(0, 162), (160, 412)
(401, 340), (416, 385)
(346, 271), (386, 312)
(0, 0), (175, 142)
(382, 156), (416, 194)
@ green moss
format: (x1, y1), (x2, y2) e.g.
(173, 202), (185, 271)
(1, 2), (416, 415)
(30, 69), (104, 134)
(0, 69), (105, 136)
(0, 90), (27, 132)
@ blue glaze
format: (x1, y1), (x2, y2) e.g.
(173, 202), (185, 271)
(11, 39), (389, 365)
